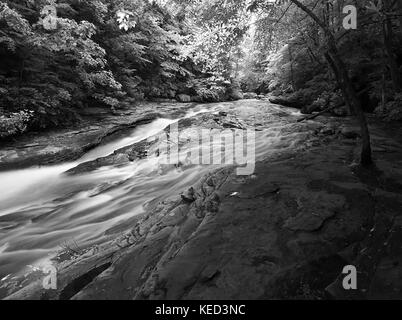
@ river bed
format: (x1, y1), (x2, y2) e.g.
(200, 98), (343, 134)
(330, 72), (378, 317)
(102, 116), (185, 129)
(0, 100), (305, 283)
(0, 104), (216, 278)
(2, 100), (402, 300)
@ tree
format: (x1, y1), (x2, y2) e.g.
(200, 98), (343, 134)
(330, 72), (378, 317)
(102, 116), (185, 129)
(378, 0), (401, 93)
(0, 0), (197, 133)
(178, 0), (250, 78)
(250, 0), (373, 165)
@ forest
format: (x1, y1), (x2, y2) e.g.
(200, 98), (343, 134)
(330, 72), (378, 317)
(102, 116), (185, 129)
(0, 0), (402, 301)
(1, 1), (402, 151)
(1, 0), (402, 167)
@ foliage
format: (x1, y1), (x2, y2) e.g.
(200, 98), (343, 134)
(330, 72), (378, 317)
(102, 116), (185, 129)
(0, 110), (34, 139)
(0, 0), (197, 136)
(178, 0), (251, 77)
(187, 77), (228, 102)
(1, 0), (402, 141)
(242, 0), (402, 117)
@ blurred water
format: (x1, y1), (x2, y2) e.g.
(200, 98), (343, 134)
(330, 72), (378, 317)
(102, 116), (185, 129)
(0, 102), (300, 278)
(0, 105), (217, 277)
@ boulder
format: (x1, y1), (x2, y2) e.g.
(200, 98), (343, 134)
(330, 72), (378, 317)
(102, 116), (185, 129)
(181, 187), (196, 203)
(229, 89), (244, 101)
(269, 95), (302, 109)
(176, 94), (191, 103)
(191, 96), (203, 103)
(243, 92), (258, 99)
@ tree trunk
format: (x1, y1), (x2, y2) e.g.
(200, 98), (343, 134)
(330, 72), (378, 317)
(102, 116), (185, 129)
(382, 71), (386, 109)
(383, 18), (402, 93)
(397, 0), (402, 36)
(288, 44), (295, 90)
(325, 45), (372, 166)
(382, 48), (387, 110)
(290, 0), (373, 166)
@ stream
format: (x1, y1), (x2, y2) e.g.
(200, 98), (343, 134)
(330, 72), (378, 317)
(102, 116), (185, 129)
(0, 101), (302, 280)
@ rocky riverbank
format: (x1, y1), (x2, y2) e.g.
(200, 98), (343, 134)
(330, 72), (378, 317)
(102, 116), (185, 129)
(1, 100), (402, 300)
(0, 102), (196, 171)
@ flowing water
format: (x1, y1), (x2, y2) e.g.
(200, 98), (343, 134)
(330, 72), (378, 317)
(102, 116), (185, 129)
(0, 105), (219, 278)
(0, 102), (301, 279)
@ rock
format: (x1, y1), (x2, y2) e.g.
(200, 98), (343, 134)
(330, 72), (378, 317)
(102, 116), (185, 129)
(284, 192), (345, 232)
(191, 96), (203, 103)
(229, 90), (244, 101)
(340, 127), (361, 139)
(176, 94), (192, 103)
(243, 92), (258, 99)
(181, 187), (196, 203)
(0, 110), (164, 172)
(284, 212), (326, 232)
(301, 104), (319, 115)
(218, 111), (228, 117)
(269, 95), (301, 109)
(6, 99), (401, 301)
(66, 153), (130, 175)
(217, 116), (246, 129)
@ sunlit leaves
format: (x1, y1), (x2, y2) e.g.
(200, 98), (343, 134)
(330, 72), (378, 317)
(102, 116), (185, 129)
(117, 10), (136, 31)
(179, 0), (250, 76)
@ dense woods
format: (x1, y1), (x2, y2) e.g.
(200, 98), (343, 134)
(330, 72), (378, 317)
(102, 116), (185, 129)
(0, 0), (195, 134)
(1, 0), (402, 163)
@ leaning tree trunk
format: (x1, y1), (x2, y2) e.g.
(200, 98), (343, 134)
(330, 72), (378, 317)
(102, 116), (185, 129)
(289, 0), (373, 166)
(325, 43), (373, 166)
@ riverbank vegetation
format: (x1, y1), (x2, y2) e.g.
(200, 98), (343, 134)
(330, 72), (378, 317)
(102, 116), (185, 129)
(1, 0), (402, 164)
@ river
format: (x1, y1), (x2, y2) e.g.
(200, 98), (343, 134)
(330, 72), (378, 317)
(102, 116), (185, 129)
(0, 101), (302, 280)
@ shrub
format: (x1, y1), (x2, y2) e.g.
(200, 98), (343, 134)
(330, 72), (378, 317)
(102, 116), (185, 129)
(187, 77), (227, 102)
(0, 110), (34, 139)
